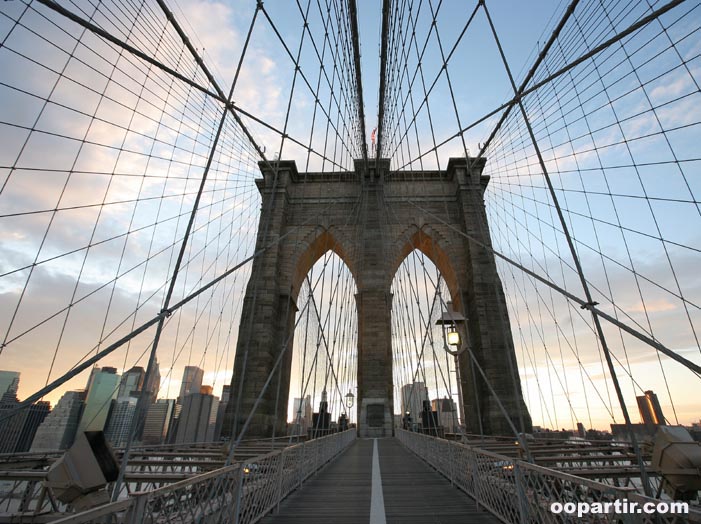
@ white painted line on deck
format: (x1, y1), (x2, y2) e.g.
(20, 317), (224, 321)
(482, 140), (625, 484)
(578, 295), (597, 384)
(370, 438), (387, 524)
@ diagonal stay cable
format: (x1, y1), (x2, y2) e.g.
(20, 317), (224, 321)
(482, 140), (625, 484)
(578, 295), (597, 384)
(404, 199), (701, 377)
(29, 0), (349, 171)
(396, 0), (687, 170)
(0, 190), (354, 425)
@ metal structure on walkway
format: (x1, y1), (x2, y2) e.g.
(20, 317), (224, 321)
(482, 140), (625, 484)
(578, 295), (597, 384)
(1, 0), (700, 521)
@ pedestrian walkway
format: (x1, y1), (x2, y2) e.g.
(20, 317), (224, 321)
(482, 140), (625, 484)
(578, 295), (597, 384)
(261, 438), (499, 524)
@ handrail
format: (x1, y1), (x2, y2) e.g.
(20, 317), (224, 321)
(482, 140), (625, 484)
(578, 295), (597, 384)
(397, 429), (701, 524)
(50, 429), (356, 524)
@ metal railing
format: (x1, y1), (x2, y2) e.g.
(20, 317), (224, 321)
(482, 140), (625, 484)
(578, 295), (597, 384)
(0, 437), (305, 516)
(52, 430), (355, 524)
(397, 429), (701, 524)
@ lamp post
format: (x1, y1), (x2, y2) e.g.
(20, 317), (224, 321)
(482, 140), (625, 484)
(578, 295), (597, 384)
(345, 390), (355, 409)
(344, 390), (355, 424)
(436, 302), (467, 429)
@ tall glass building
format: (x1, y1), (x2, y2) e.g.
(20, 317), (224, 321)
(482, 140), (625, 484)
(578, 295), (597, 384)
(77, 367), (119, 434)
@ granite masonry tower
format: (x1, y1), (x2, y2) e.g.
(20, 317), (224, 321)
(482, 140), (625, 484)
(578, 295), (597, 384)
(223, 157), (532, 438)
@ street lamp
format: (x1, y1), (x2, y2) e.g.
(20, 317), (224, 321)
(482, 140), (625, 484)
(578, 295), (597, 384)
(345, 390), (355, 409)
(447, 325), (461, 347)
(436, 302), (467, 429)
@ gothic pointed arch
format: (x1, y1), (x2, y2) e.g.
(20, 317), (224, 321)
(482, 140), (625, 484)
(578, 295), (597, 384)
(286, 227), (358, 304)
(389, 225), (463, 312)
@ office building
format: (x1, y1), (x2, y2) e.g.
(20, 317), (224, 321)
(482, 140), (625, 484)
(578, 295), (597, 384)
(85, 366), (117, 395)
(221, 385), (231, 404)
(78, 367), (119, 434)
(0, 390), (50, 453)
(401, 382), (429, 427)
(142, 399), (175, 445)
(291, 395), (312, 434)
(117, 366), (145, 398)
(104, 396), (138, 447)
(145, 359), (161, 403)
(0, 370), (20, 398)
(16, 402), (51, 452)
(174, 386), (218, 443)
(214, 386), (231, 441)
(311, 390), (330, 437)
(177, 366), (204, 404)
(166, 402), (183, 443)
(637, 390), (666, 426)
(431, 397), (458, 432)
(31, 390), (86, 451)
(117, 360), (160, 404)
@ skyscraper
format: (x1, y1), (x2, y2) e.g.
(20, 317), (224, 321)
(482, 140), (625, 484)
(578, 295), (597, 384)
(220, 384), (231, 404)
(637, 390), (666, 426)
(214, 385), (231, 441)
(401, 382), (429, 427)
(174, 386), (218, 443)
(431, 397), (457, 432)
(291, 395), (312, 433)
(31, 390), (86, 452)
(145, 359), (161, 403)
(104, 396), (138, 447)
(78, 367), (119, 434)
(0, 370), (20, 398)
(0, 389), (51, 453)
(15, 401), (51, 452)
(142, 399), (175, 445)
(117, 366), (145, 398)
(178, 366), (204, 404)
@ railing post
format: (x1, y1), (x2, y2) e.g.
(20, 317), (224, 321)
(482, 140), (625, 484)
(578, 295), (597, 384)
(274, 451), (285, 514)
(469, 449), (481, 508)
(514, 462), (529, 524)
(125, 494), (147, 524)
(448, 440), (455, 486)
(233, 466), (245, 524)
(297, 441), (305, 489)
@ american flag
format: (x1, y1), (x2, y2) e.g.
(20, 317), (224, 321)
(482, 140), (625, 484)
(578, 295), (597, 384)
(371, 127), (377, 148)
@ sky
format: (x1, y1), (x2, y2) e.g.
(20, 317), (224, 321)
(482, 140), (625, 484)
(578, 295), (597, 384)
(0, 0), (699, 432)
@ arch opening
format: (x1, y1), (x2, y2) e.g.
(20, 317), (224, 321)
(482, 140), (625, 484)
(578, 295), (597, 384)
(288, 229), (357, 305)
(390, 229), (463, 311)
(390, 247), (463, 435)
(287, 249), (358, 437)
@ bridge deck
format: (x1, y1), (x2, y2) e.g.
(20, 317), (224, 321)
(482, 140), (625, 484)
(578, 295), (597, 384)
(261, 438), (499, 524)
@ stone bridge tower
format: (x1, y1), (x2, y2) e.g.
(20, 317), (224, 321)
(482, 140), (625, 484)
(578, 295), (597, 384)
(223, 158), (532, 439)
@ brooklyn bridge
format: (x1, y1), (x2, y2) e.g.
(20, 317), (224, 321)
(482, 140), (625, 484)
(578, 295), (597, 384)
(0, 0), (700, 522)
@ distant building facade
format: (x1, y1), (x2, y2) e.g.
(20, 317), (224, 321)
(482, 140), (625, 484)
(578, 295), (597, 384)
(431, 397), (458, 432)
(142, 399), (175, 445)
(78, 367), (119, 433)
(401, 382), (429, 428)
(291, 395), (312, 434)
(221, 385), (231, 405)
(31, 390), (86, 451)
(146, 359), (161, 404)
(178, 366), (204, 404)
(637, 390), (665, 426)
(0, 371), (20, 398)
(117, 367), (145, 398)
(174, 386), (218, 443)
(214, 386), (231, 441)
(0, 390), (50, 453)
(104, 396), (138, 447)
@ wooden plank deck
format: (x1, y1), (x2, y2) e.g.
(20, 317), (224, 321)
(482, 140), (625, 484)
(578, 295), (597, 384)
(260, 438), (499, 524)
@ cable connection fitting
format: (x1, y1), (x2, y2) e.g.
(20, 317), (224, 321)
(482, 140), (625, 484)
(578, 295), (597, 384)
(580, 301), (599, 310)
